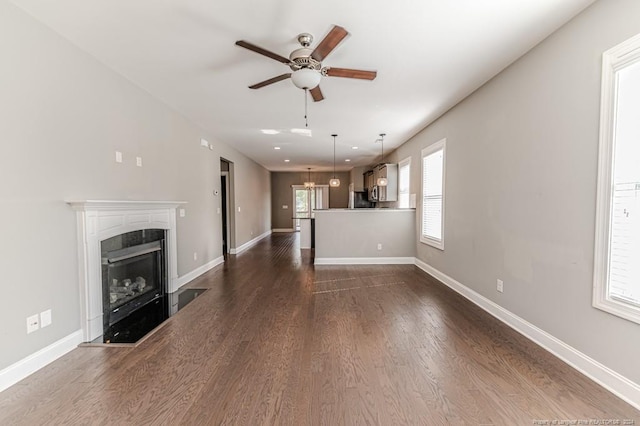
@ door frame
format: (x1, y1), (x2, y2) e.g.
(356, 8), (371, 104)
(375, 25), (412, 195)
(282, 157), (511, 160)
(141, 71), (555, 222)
(292, 185), (307, 231)
(221, 171), (230, 256)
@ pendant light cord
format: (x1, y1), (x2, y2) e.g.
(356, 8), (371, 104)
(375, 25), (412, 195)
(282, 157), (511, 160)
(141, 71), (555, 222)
(333, 134), (336, 178)
(304, 89), (309, 128)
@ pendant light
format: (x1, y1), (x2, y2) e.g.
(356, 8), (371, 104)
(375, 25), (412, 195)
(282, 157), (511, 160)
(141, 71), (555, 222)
(304, 167), (315, 189)
(329, 134), (340, 187)
(377, 133), (388, 186)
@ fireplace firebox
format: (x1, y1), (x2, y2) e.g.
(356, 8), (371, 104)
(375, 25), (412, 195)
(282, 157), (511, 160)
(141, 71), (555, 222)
(101, 229), (168, 343)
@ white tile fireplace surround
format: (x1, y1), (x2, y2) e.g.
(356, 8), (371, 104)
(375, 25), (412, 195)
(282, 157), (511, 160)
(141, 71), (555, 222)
(67, 200), (186, 342)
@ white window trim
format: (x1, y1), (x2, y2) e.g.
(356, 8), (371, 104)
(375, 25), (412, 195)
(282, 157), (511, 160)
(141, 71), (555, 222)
(420, 139), (446, 250)
(398, 156), (411, 209)
(593, 33), (640, 325)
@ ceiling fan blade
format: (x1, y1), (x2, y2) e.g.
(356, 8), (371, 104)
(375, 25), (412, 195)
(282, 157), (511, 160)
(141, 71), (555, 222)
(311, 25), (349, 62)
(249, 73), (292, 89)
(325, 67), (377, 80)
(309, 86), (324, 102)
(235, 40), (291, 64)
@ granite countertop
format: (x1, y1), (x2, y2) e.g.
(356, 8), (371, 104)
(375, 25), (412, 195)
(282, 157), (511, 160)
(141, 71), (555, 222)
(313, 208), (415, 212)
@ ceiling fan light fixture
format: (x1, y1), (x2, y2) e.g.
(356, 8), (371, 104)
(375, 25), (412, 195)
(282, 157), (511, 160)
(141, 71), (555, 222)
(291, 68), (321, 89)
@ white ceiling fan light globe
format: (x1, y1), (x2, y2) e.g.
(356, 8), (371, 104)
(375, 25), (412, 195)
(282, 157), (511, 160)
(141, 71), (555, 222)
(291, 68), (321, 89)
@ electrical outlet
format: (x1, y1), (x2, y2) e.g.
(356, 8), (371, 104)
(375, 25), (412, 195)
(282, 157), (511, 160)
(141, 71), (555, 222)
(40, 309), (52, 328)
(27, 314), (39, 334)
(115, 151), (123, 163)
(179, 209), (185, 218)
(193, 252), (198, 261)
(377, 243), (382, 251)
(497, 279), (504, 293)
(136, 156), (143, 167)
(217, 207), (221, 214)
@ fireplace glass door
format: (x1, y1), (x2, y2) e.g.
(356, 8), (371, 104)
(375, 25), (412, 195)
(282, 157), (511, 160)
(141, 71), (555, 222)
(101, 230), (167, 343)
(105, 241), (162, 322)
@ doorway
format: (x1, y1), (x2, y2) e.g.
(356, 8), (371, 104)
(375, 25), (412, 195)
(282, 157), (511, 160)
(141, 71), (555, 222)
(293, 187), (313, 231)
(220, 159), (232, 258)
(291, 185), (329, 230)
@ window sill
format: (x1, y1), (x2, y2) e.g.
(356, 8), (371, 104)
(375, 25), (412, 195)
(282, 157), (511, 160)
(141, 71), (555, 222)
(593, 292), (640, 326)
(420, 236), (444, 251)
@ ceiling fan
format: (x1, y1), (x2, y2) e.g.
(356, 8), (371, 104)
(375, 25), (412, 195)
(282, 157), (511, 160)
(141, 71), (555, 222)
(235, 25), (377, 102)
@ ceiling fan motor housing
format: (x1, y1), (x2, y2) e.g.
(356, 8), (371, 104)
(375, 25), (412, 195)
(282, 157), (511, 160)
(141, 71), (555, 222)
(289, 48), (321, 71)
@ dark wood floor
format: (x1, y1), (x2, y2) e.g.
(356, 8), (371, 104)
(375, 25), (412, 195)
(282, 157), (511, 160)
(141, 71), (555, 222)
(1, 233), (638, 425)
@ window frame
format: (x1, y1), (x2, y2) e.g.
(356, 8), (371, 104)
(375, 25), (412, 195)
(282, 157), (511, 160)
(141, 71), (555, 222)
(420, 139), (446, 250)
(398, 156), (411, 209)
(593, 33), (640, 325)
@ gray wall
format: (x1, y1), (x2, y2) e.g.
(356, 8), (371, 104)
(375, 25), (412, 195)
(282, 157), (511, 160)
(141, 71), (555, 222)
(349, 167), (366, 191)
(271, 171), (349, 229)
(315, 210), (416, 259)
(0, 3), (270, 371)
(389, 0), (640, 383)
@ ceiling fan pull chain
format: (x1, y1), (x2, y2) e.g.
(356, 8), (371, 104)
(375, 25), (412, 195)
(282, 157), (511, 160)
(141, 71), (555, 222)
(304, 89), (309, 127)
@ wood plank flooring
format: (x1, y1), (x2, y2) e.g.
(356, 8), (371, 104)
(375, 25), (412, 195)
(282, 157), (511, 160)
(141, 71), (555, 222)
(1, 232), (638, 425)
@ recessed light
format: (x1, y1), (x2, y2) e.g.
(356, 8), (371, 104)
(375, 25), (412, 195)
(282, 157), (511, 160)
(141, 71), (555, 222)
(274, 146), (281, 150)
(290, 128), (312, 137)
(345, 159), (351, 162)
(261, 129), (280, 135)
(351, 146), (359, 150)
(284, 159), (290, 162)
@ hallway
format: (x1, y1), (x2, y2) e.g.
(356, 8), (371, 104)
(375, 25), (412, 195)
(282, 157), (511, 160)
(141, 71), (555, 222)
(0, 233), (637, 425)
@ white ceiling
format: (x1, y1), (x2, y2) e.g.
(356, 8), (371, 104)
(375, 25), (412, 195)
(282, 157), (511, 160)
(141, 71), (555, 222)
(10, 0), (595, 171)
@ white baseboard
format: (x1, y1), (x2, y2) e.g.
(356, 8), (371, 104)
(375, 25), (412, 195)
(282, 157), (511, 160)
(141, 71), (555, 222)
(230, 230), (272, 255)
(413, 258), (640, 411)
(0, 255), (227, 394)
(172, 256), (225, 292)
(0, 330), (83, 393)
(315, 257), (416, 265)
(272, 228), (294, 233)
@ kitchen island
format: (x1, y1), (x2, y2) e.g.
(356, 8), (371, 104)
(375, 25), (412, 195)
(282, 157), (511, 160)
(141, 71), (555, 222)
(313, 208), (416, 264)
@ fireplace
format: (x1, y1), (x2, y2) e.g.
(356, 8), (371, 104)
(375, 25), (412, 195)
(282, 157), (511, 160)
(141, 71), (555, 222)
(101, 229), (167, 343)
(68, 200), (185, 342)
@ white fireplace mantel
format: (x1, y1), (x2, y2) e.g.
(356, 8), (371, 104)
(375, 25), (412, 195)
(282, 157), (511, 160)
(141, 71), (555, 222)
(67, 200), (186, 342)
